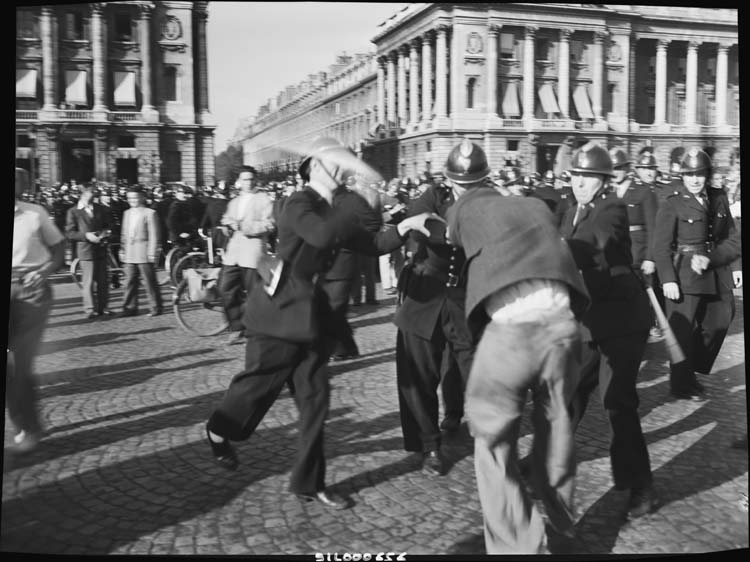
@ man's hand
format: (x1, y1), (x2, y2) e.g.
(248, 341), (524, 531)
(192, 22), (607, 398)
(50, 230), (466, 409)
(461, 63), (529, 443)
(730, 200), (741, 219)
(641, 260), (656, 275)
(733, 270), (743, 288)
(147, 255), (155, 264)
(218, 225), (230, 236)
(663, 282), (681, 301)
(690, 254), (711, 275)
(21, 269), (45, 290)
(85, 232), (101, 243)
(179, 232), (190, 239)
(397, 212), (446, 237)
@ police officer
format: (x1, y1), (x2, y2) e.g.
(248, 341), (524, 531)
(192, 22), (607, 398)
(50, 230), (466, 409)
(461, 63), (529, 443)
(611, 149), (659, 282)
(561, 142), (657, 519)
(394, 138), (483, 475)
(652, 147), (742, 400)
(529, 170), (563, 219)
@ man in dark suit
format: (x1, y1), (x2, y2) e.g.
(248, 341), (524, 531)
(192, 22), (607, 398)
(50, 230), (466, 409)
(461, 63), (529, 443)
(65, 186), (114, 318)
(447, 183), (590, 554)
(394, 139), (484, 476)
(204, 137), (438, 510)
(323, 177), (383, 360)
(167, 185), (197, 243)
(652, 147), (742, 400)
(198, 184), (230, 252)
(560, 142), (657, 519)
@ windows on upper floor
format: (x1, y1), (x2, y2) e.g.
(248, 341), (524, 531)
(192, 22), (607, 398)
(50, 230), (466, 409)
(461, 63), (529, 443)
(17, 9), (39, 38)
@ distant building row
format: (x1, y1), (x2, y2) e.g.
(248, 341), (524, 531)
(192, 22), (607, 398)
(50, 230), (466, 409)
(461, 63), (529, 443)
(239, 3), (739, 180)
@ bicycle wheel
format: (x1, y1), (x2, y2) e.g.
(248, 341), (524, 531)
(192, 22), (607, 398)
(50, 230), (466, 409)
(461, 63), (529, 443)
(154, 248), (170, 286)
(70, 258), (82, 288)
(172, 252), (210, 287)
(165, 246), (185, 287)
(172, 278), (229, 337)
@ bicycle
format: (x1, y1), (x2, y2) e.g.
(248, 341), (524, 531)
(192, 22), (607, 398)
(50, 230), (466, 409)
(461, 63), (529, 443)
(70, 240), (124, 289)
(172, 234), (229, 336)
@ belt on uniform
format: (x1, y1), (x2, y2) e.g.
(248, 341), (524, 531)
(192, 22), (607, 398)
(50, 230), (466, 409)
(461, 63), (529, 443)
(629, 225), (644, 232)
(609, 265), (633, 277)
(677, 242), (714, 254)
(415, 262), (466, 289)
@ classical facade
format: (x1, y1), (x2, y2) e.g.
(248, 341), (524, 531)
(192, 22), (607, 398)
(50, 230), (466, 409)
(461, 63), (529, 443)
(15, 1), (215, 187)
(240, 4), (738, 181)
(241, 52), (379, 177)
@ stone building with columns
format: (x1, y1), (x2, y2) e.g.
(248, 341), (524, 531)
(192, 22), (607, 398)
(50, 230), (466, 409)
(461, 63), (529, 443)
(239, 3), (738, 181)
(241, 52), (379, 178)
(15, 1), (215, 188)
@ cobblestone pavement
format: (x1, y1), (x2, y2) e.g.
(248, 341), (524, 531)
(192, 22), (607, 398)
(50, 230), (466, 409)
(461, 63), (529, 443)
(2, 278), (747, 555)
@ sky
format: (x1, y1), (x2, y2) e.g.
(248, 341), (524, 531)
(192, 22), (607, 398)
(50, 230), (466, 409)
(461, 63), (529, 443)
(207, 2), (409, 154)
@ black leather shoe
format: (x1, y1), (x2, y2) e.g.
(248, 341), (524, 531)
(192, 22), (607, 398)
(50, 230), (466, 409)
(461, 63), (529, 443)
(100, 309), (114, 316)
(121, 309), (138, 317)
(440, 415), (461, 432)
(731, 434), (748, 450)
(85, 311), (99, 319)
(422, 450), (445, 476)
(670, 387), (706, 401)
(296, 490), (349, 510)
(627, 485), (659, 519)
(205, 426), (238, 471)
(330, 352), (360, 363)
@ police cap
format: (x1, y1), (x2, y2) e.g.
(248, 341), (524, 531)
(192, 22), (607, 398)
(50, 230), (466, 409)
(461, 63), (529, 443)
(444, 138), (490, 185)
(570, 142), (614, 177)
(680, 147), (712, 174)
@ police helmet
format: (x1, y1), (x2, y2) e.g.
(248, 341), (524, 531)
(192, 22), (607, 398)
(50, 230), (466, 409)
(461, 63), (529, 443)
(570, 142), (614, 177)
(635, 153), (658, 169)
(609, 148), (631, 169)
(444, 138), (490, 185)
(680, 147), (712, 174)
(543, 170), (556, 185)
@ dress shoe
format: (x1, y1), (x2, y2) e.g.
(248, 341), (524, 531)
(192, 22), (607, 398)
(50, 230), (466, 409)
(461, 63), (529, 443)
(11, 430), (42, 454)
(330, 351), (360, 363)
(440, 415), (461, 432)
(85, 311), (99, 319)
(422, 450), (445, 476)
(385, 288), (398, 295)
(205, 426), (238, 471)
(99, 309), (114, 316)
(121, 309), (138, 317)
(296, 490), (349, 510)
(148, 309), (162, 317)
(670, 387), (706, 401)
(223, 331), (245, 347)
(627, 485), (659, 519)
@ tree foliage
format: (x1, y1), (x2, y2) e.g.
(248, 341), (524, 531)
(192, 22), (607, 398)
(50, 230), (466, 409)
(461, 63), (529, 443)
(214, 144), (245, 185)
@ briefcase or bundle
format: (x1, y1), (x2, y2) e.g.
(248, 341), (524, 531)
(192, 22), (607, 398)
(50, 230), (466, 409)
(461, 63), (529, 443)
(183, 267), (221, 303)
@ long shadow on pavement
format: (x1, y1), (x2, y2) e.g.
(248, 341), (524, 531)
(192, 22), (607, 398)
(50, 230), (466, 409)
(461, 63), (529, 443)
(37, 348), (218, 394)
(38, 327), (171, 356)
(570, 363), (747, 554)
(0, 405), (413, 554)
(349, 314), (395, 331)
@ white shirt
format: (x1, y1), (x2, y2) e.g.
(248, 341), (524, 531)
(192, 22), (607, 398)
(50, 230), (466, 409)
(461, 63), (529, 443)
(485, 279), (573, 324)
(128, 206), (147, 238)
(13, 201), (64, 275)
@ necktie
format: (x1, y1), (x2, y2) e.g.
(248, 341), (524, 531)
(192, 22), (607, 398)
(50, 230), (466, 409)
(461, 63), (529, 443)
(573, 204), (586, 226)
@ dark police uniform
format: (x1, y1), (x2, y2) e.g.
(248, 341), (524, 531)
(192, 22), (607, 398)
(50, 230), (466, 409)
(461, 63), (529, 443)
(615, 178), (658, 268)
(652, 184), (741, 395)
(394, 183), (474, 454)
(166, 199), (197, 243)
(561, 190), (654, 493)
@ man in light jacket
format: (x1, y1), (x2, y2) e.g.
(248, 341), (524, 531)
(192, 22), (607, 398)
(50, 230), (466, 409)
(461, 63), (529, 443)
(219, 165), (275, 344)
(120, 186), (163, 316)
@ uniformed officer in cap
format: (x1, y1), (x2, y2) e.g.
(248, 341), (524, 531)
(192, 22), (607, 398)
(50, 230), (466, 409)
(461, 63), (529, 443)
(610, 148), (659, 280)
(652, 147), (742, 400)
(560, 142), (657, 519)
(394, 138), (485, 475)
